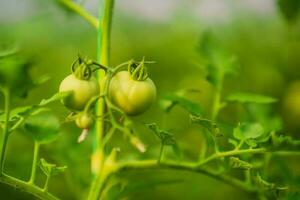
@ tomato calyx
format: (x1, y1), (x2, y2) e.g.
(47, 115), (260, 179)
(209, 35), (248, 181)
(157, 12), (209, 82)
(71, 54), (109, 80)
(127, 57), (155, 81)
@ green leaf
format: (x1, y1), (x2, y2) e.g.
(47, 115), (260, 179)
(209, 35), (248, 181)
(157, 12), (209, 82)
(270, 132), (300, 150)
(278, 0), (300, 23)
(190, 115), (220, 136)
(146, 123), (177, 146)
(233, 123), (264, 141)
(0, 92), (69, 122)
(226, 92), (277, 104)
(162, 94), (203, 116)
(39, 91), (72, 106)
(23, 111), (60, 144)
(196, 32), (239, 88)
(39, 158), (67, 176)
(229, 157), (252, 170)
(0, 56), (36, 97)
(255, 174), (288, 192)
(245, 139), (258, 148)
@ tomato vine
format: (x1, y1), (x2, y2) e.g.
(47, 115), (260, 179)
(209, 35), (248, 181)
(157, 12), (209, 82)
(0, 1), (300, 200)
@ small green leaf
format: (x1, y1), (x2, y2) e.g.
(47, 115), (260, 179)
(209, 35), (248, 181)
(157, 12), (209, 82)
(190, 115), (220, 136)
(233, 123), (264, 140)
(0, 92), (69, 122)
(162, 94), (203, 116)
(146, 123), (182, 159)
(145, 123), (159, 135)
(23, 111), (60, 144)
(39, 158), (55, 176)
(226, 92), (277, 104)
(245, 139), (258, 148)
(39, 91), (72, 106)
(146, 123), (177, 146)
(255, 174), (288, 192)
(229, 157), (252, 170)
(160, 131), (176, 145)
(39, 158), (67, 176)
(196, 32), (239, 88)
(270, 132), (300, 150)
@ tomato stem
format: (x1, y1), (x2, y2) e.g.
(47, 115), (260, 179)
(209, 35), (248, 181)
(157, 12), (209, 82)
(0, 174), (59, 200)
(157, 144), (165, 164)
(88, 0), (115, 199)
(28, 141), (40, 185)
(0, 88), (10, 175)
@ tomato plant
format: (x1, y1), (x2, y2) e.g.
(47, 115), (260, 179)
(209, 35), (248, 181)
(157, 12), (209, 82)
(0, 0), (300, 200)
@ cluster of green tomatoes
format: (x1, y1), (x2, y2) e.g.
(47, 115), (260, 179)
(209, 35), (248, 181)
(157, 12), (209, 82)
(58, 56), (156, 138)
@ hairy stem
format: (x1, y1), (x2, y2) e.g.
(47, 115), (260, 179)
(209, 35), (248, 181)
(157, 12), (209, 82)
(198, 148), (266, 166)
(0, 174), (59, 200)
(0, 89), (10, 175)
(118, 149), (300, 194)
(28, 141), (40, 184)
(118, 160), (255, 192)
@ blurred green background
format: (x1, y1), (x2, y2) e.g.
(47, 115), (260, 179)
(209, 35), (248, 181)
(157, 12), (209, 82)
(0, 0), (300, 199)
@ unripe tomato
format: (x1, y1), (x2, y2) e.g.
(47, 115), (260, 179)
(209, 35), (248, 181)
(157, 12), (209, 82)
(75, 113), (94, 129)
(109, 71), (156, 115)
(59, 74), (99, 111)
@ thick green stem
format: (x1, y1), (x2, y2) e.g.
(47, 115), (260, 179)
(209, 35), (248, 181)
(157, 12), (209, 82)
(87, 170), (109, 200)
(0, 89), (10, 175)
(0, 174), (59, 200)
(118, 160), (255, 192)
(94, 0), (114, 163)
(88, 0), (114, 199)
(28, 141), (40, 184)
(118, 149), (300, 194)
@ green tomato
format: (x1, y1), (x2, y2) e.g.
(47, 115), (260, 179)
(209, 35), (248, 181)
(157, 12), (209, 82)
(75, 113), (94, 129)
(59, 74), (99, 111)
(109, 71), (156, 115)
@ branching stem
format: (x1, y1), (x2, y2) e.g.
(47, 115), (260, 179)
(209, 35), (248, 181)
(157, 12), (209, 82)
(58, 0), (98, 28)
(0, 174), (59, 200)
